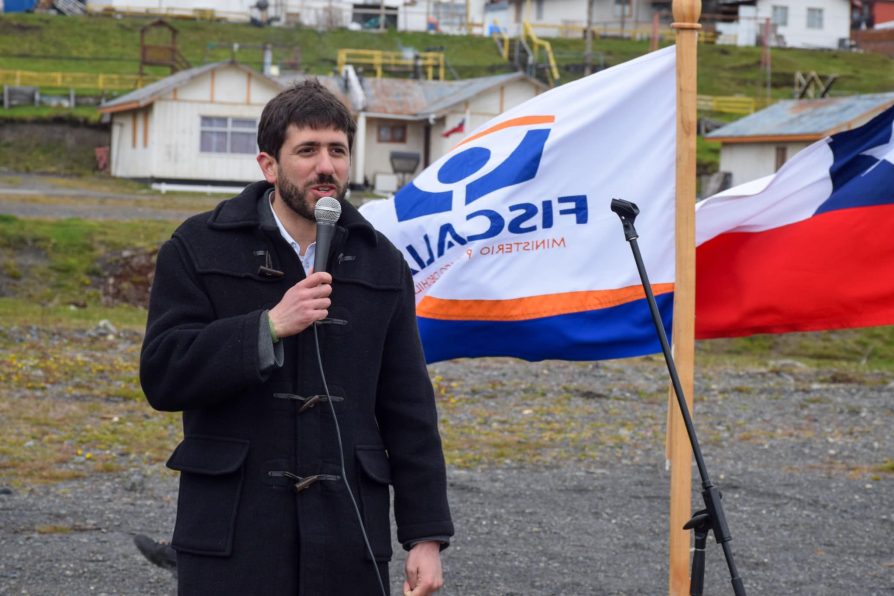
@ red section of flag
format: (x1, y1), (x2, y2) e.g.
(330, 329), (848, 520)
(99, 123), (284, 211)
(442, 118), (465, 138)
(695, 204), (894, 338)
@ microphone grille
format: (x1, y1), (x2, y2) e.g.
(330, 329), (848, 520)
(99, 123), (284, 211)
(314, 196), (342, 224)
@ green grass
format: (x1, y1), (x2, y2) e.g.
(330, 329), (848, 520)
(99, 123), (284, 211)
(2, 12), (892, 96)
(0, 105), (104, 123)
(0, 325), (180, 486)
(698, 44), (894, 100)
(0, 298), (148, 330)
(0, 133), (97, 176)
(0, 13), (513, 81)
(0, 215), (174, 307)
(698, 326), (894, 371)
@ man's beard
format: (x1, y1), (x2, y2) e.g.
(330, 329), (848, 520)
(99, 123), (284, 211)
(277, 171), (347, 221)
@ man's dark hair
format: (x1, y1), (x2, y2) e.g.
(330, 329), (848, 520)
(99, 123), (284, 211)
(257, 79), (356, 160)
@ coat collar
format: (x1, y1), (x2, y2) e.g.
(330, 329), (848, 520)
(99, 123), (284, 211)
(206, 181), (378, 247)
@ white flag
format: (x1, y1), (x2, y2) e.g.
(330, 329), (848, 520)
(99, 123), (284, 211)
(361, 47), (677, 362)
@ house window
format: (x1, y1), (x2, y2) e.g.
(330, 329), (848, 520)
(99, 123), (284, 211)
(806, 7), (823, 29)
(200, 116), (257, 154)
(535, 0), (543, 20)
(377, 123), (407, 143)
(613, 0), (631, 18)
(432, 1), (465, 28)
(775, 146), (787, 171)
(771, 5), (788, 26)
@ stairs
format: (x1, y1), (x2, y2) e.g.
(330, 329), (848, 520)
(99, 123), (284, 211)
(506, 36), (556, 87)
(493, 21), (560, 87)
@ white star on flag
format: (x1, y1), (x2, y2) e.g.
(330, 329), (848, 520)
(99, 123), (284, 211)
(860, 119), (894, 176)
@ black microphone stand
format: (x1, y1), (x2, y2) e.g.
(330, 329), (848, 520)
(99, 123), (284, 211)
(610, 199), (746, 596)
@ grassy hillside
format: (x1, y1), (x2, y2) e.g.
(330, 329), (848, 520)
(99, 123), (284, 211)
(1, 12), (892, 98)
(0, 13), (891, 174)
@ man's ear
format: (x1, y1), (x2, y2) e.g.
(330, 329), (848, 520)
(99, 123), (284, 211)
(256, 152), (278, 184)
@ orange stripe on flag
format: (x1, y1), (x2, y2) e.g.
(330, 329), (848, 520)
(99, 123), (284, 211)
(416, 284), (675, 321)
(456, 115), (556, 148)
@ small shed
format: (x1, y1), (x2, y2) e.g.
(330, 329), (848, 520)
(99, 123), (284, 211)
(706, 92), (894, 186)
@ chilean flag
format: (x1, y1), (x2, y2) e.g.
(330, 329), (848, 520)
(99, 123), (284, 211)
(695, 104), (894, 338)
(441, 118), (465, 138)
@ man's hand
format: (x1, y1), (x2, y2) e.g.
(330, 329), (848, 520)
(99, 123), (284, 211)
(403, 541), (443, 596)
(268, 272), (332, 339)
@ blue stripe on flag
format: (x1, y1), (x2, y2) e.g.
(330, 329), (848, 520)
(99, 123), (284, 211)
(418, 293), (674, 363)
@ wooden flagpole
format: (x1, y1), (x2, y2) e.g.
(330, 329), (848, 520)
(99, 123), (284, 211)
(668, 0), (701, 594)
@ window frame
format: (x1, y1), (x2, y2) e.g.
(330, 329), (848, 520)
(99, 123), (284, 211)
(771, 5), (788, 27)
(806, 7), (824, 29)
(377, 122), (408, 144)
(199, 116), (258, 155)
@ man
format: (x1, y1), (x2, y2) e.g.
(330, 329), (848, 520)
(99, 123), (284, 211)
(140, 80), (453, 595)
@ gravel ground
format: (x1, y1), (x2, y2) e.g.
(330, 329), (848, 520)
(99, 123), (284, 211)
(2, 357), (893, 595)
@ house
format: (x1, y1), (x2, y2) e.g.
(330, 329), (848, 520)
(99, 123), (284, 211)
(86, 0), (410, 29)
(98, 62), (283, 182)
(86, 0), (664, 35)
(706, 92), (894, 185)
(482, 0), (661, 38)
(714, 0), (852, 48)
(759, 0), (852, 48)
(99, 62), (547, 187)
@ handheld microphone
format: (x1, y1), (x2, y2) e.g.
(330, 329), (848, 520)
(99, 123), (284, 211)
(313, 197), (342, 274)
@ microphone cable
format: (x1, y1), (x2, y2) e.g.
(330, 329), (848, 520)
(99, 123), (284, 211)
(312, 322), (389, 596)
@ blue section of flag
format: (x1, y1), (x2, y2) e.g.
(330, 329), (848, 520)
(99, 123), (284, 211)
(464, 129), (551, 204)
(417, 293), (674, 363)
(394, 182), (454, 222)
(816, 105), (894, 215)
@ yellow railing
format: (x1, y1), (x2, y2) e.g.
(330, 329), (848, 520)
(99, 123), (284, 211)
(336, 49), (446, 80)
(491, 22), (510, 60)
(696, 95), (771, 115)
(0, 69), (162, 91)
(548, 22), (716, 44)
(522, 21), (560, 86)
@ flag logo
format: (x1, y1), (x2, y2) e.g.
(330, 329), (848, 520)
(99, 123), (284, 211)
(394, 116), (555, 222)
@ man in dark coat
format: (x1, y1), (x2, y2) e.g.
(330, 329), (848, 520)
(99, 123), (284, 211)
(140, 80), (453, 595)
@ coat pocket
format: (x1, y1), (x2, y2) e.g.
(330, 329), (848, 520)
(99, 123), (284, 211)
(166, 435), (250, 557)
(355, 445), (393, 562)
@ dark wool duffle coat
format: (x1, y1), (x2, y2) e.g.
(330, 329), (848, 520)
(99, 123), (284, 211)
(140, 181), (453, 595)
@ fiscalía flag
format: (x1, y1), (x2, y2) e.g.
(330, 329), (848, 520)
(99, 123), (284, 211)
(696, 103), (894, 338)
(360, 47), (676, 362)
